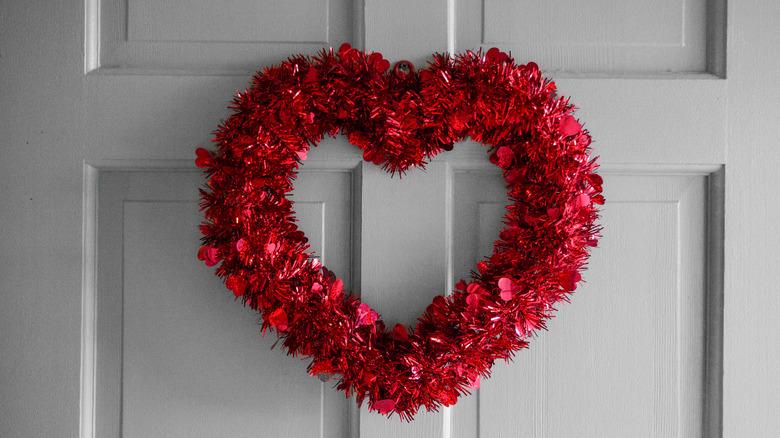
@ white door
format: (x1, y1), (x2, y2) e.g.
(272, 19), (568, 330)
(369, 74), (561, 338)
(2, 1), (779, 438)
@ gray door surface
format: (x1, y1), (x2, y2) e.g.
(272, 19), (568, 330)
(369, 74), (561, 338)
(2, 1), (779, 437)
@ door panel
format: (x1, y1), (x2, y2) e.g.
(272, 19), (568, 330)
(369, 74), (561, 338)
(88, 0), (354, 73)
(95, 166), (354, 437)
(451, 172), (710, 437)
(460, 0), (710, 73)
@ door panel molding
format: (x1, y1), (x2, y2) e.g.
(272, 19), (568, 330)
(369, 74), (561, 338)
(456, 0), (727, 76)
(85, 0), (355, 75)
(447, 166), (724, 438)
(81, 160), (362, 438)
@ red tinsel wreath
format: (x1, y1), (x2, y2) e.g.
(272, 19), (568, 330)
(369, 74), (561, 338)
(196, 43), (602, 420)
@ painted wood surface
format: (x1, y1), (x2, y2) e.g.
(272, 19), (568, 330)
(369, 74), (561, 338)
(5, 0), (779, 437)
(459, 0), (711, 73)
(723, 2), (780, 437)
(88, 145), (718, 438)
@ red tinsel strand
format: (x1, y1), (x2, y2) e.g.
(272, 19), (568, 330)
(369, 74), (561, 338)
(196, 43), (602, 420)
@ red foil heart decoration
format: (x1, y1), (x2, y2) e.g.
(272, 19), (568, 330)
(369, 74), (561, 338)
(196, 43), (602, 420)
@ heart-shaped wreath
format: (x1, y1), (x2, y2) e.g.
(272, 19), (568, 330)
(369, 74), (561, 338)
(196, 43), (602, 419)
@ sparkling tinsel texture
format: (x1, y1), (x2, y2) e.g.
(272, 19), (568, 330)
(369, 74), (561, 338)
(196, 43), (603, 420)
